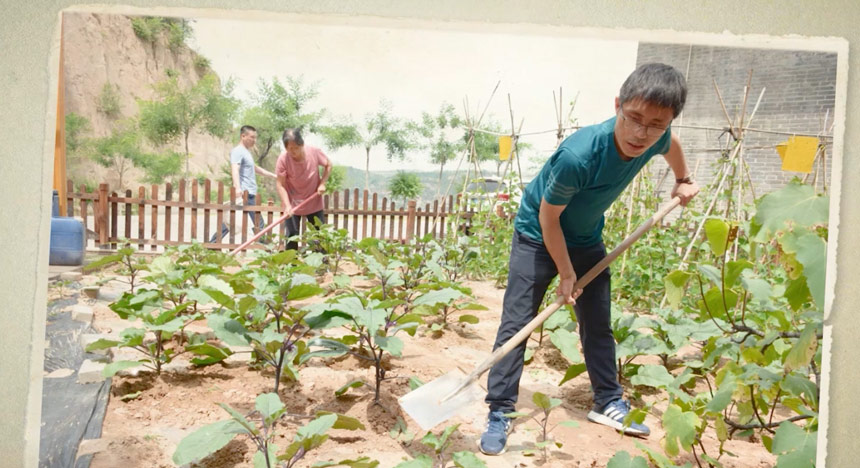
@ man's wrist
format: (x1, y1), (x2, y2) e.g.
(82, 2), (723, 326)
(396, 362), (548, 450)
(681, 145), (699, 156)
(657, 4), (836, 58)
(675, 176), (694, 185)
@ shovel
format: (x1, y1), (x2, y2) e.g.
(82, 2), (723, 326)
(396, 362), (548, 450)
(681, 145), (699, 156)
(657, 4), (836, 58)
(398, 196), (683, 430)
(228, 193), (321, 256)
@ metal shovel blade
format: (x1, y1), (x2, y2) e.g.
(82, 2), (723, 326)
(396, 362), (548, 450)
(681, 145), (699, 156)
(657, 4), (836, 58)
(398, 368), (485, 431)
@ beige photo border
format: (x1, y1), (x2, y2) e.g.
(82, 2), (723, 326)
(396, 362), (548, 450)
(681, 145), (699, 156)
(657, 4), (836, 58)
(0, 2), (853, 466)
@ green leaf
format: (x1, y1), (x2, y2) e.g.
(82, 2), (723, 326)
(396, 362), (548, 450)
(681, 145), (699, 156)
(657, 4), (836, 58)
(255, 393), (286, 423)
(207, 314), (251, 347)
(414, 288), (465, 307)
(532, 392), (560, 410)
(203, 288), (235, 310)
(102, 360), (142, 378)
(698, 286), (738, 320)
(725, 260), (753, 287)
(784, 323), (818, 372)
(119, 390), (142, 401)
(704, 218), (730, 256)
(408, 376), (424, 390)
(296, 413), (338, 439)
(782, 374), (819, 409)
(772, 421), (816, 467)
(661, 404), (700, 457)
(376, 335), (404, 357)
(288, 283), (325, 301)
(452, 450), (488, 468)
(741, 273), (775, 306)
(784, 276), (812, 311)
(664, 270), (692, 309)
(217, 402), (259, 436)
(85, 338), (121, 352)
(607, 451), (650, 468)
(630, 365), (674, 389)
(751, 180), (828, 243)
(393, 455), (433, 468)
(187, 343), (233, 366)
(559, 363), (587, 386)
(781, 231), (827, 309)
(706, 378), (736, 413)
(83, 253), (125, 272)
(172, 419), (245, 465)
(313, 457), (380, 468)
(697, 264), (722, 287)
(304, 309), (353, 330)
(314, 411), (366, 431)
(457, 314), (480, 324)
(335, 379), (365, 397)
(198, 274), (234, 296)
(549, 329), (583, 364)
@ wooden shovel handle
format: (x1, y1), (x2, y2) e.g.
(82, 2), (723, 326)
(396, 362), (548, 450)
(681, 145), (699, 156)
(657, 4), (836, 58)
(228, 192), (321, 256)
(468, 197), (683, 380)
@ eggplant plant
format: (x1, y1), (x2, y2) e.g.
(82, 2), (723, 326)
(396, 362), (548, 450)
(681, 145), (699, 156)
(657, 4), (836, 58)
(616, 180), (826, 468)
(206, 249), (325, 393)
(303, 291), (421, 404)
(86, 288), (230, 376)
(505, 392), (580, 462)
(172, 392), (373, 468)
(392, 424), (487, 468)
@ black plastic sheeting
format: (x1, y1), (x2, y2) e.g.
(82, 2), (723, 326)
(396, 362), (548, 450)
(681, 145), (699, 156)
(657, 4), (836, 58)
(40, 297), (111, 468)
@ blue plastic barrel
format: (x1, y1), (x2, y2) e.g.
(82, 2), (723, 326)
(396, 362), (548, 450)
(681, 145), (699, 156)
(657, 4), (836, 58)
(49, 217), (85, 266)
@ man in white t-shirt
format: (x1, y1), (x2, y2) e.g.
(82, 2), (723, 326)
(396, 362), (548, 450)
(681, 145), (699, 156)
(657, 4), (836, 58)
(210, 125), (276, 243)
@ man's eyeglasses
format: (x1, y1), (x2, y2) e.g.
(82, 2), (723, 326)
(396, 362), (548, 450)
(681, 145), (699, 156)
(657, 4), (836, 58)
(618, 108), (670, 138)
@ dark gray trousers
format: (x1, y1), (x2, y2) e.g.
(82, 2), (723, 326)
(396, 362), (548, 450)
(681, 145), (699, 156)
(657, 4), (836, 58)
(281, 210), (326, 251)
(485, 230), (622, 413)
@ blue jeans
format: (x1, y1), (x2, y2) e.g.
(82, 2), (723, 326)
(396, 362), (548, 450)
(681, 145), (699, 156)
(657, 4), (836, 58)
(485, 230), (622, 413)
(210, 194), (264, 243)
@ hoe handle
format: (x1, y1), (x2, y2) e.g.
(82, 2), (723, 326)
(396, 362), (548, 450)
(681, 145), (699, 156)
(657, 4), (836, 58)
(466, 197), (683, 382)
(228, 193), (321, 256)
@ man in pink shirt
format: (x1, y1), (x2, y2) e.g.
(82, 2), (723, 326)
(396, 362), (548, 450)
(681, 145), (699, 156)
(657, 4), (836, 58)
(275, 128), (332, 251)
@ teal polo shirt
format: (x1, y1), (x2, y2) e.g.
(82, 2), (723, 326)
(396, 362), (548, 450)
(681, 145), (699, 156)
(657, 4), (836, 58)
(514, 116), (671, 248)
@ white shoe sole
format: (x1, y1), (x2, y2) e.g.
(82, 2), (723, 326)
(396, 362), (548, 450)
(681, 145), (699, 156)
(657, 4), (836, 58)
(587, 410), (650, 437)
(477, 421), (514, 455)
(477, 437), (507, 455)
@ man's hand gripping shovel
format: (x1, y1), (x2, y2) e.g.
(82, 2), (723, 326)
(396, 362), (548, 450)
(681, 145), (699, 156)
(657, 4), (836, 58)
(397, 197), (683, 431)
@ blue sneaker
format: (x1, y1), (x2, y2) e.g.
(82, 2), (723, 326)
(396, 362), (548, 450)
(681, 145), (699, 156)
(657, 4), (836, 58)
(478, 410), (513, 455)
(587, 399), (650, 437)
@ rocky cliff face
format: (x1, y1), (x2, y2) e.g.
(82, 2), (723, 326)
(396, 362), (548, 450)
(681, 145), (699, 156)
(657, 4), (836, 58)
(62, 12), (232, 190)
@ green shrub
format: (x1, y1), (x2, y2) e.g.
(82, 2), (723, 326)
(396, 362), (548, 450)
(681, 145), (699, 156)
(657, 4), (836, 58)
(130, 16), (164, 43)
(97, 82), (122, 118)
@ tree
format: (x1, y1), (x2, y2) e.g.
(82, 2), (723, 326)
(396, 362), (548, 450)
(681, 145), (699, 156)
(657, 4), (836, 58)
(412, 103), (464, 197)
(85, 119), (144, 189)
(388, 171), (423, 205)
(138, 72), (239, 177)
(325, 165), (347, 194)
(240, 75), (328, 167)
(65, 112), (90, 154)
(319, 101), (417, 192)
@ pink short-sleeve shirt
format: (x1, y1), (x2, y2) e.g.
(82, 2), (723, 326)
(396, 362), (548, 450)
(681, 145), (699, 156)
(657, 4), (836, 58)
(276, 145), (329, 215)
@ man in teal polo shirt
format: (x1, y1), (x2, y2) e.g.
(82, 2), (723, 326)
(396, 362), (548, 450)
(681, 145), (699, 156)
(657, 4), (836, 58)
(479, 63), (700, 455)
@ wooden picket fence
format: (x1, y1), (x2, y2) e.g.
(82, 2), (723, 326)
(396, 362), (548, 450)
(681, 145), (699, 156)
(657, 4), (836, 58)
(63, 179), (473, 252)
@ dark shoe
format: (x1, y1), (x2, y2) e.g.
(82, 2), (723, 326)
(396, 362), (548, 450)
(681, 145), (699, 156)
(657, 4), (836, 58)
(478, 410), (513, 455)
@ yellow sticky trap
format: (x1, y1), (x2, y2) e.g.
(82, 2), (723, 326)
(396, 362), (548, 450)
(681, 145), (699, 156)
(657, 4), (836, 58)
(777, 136), (819, 173)
(498, 135), (512, 161)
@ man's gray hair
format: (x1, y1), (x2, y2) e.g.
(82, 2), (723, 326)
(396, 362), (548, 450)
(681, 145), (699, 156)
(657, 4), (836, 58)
(619, 63), (687, 118)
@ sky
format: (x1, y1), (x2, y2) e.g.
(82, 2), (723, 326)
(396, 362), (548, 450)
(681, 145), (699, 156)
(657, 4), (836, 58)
(188, 14), (639, 177)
